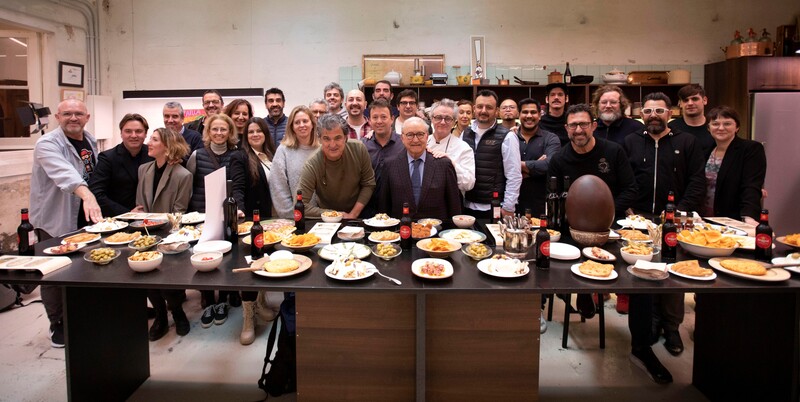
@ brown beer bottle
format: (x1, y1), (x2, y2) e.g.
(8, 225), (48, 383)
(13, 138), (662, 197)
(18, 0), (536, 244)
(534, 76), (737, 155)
(399, 203), (412, 250)
(754, 209), (772, 261)
(294, 190), (305, 234)
(535, 215), (550, 270)
(251, 209), (264, 260)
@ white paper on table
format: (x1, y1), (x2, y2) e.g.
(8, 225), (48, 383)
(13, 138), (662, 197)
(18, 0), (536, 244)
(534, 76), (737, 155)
(484, 224), (504, 246)
(308, 222), (341, 244)
(198, 167), (226, 243)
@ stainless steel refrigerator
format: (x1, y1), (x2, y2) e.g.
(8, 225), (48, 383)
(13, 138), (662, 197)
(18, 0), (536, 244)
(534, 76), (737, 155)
(751, 92), (800, 236)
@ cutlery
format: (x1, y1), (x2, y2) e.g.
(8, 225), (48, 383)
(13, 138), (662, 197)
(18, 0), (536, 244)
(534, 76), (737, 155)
(368, 268), (402, 285)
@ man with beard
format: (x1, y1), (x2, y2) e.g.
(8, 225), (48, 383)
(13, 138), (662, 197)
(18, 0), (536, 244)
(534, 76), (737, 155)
(592, 85), (644, 145)
(323, 82), (348, 119)
(364, 80), (399, 119)
(499, 99), (519, 131)
(264, 87), (288, 145)
(623, 92), (706, 384)
(344, 89), (370, 139)
(540, 83), (570, 146)
(668, 84), (715, 157)
(461, 90), (522, 219)
(185, 89), (223, 135)
(516, 98), (561, 216)
(163, 102), (203, 153)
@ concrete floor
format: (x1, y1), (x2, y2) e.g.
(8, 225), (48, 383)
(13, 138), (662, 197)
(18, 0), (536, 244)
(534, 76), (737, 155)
(0, 289), (708, 402)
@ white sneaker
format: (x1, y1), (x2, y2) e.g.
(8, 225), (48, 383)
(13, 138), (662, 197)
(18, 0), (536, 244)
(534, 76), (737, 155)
(540, 315), (547, 334)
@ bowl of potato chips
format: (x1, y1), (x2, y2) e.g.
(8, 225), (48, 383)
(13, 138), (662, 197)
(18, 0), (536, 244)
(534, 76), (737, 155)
(280, 233), (321, 253)
(619, 241), (654, 264)
(416, 238), (461, 258)
(677, 229), (737, 258)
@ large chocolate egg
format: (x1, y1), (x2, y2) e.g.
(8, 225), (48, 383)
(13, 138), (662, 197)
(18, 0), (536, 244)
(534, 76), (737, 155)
(566, 175), (615, 232)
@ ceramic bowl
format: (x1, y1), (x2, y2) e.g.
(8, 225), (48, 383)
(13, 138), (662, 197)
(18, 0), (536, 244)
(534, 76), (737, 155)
(452, 215), (476, 229)
(190, 252), (223, 272)
(127, 251), (163, 272)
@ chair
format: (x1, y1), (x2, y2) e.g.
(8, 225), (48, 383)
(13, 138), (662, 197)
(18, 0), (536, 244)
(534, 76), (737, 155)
(544, 293), (605, 349)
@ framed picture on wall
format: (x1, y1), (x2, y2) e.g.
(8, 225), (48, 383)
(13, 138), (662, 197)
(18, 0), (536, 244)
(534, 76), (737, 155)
(61, 89), (85, 101)
(58, 62), (84, 87)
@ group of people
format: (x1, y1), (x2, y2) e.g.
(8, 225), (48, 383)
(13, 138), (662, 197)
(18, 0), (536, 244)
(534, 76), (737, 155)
(29, 80), (766, 386)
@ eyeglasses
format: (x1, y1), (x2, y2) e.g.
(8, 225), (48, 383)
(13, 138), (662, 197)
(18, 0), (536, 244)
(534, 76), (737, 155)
(642, 107), (669, 115)
(203, 100), (221, 106)
(403, 132), (426, 140)
(500, 106), (517, 111)
(399, 101), (416, 107)
(431, 115), (455, 123)
(566, 122), (591, 130)
(60, 112), (86, 118)
(709, 121), (736, 129)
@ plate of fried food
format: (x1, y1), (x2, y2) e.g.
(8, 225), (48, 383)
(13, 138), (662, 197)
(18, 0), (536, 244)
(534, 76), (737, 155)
(104, 231), (142, 245)
(571, 260), (618, 280)
(411, 258), (454, 279)
(582, 246), (616, 262)
(417, 218), (442, 229)
(478, 254), (529, 278)
(439, 229), (486, 244)
(617, 215), (652, 230)
(363, 213), (400, 228)
(62, 232), (101, 245)
(411, 222), (437, 239)
(533, 228), (561, 242)
(280, 233), (321, 252)
(85, 218), (129, 233)
(251, 250), (313, 278)
(617, 229), (651, 242)
(462, 242), (493, 260)
(667, 260), (716, 281)
(321, 210), (343, 223)
(238, 221), (254, 236)
(708, 257), (789, 282)
(368, 230), (400, 243)
(677, 229), (737, 258)
(529, 216), (542, 228)
(325, 257), (376, 280)
(44, 242), (85, 255)
(776, 234), (800, 250)
(416, 238), (461, 258)
(242, 230), (285, 248)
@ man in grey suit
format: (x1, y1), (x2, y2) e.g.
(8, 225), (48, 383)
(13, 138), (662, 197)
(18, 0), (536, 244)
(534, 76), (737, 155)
(378, 117), (461, 221)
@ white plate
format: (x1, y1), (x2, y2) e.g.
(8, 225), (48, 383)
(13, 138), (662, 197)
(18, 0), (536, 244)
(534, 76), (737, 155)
(62, 233), (101, 245)
(411, 258), (454, 279)
(181, 212), (205, 224)
(439, 229), (486, 244)
(667, 263), (717, 281)
(252, 255), (313, 278)
(193, 240), (232, 254)
(608, 230), (621, 240)
(43, 243), (86, 255)
(317, 243), (371, 261)
(368, 231), (401, 243)
(581, 247), (617, 262)
(570, 263), (618, 281)
(85, 220), (129, 233)
(412, 226), (438, 239)
(164, 229), (202, 244)
(708, 257), (790, 282)
(477, 258), (529, 278)
(728, 235), (776, 251)
(773, 256), (800, 275)
(103, 234), (142, 246)
(363, 217), (400, 228)
(616, 217), (651, 230)
(549, 242), (581, 260)
(626, 265), (669, 281)
(324, 261), (376, 281)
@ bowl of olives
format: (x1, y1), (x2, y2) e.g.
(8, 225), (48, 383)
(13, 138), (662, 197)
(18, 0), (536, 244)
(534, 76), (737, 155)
(371, 243), (401, 261)
(83, 247), (121, 265)
(128, 235), (161, 251)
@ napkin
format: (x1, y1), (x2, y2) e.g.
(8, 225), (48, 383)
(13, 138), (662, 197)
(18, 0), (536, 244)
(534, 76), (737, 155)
(634, 260), (667, 271)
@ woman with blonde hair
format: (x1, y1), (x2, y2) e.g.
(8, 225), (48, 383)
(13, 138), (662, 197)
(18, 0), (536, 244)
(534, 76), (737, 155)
(135, 127), (192, 341)
(269, 105), (321, 218)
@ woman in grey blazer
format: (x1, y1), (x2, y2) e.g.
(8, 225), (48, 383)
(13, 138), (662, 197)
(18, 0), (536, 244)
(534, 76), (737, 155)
(135, 127), (193, 341)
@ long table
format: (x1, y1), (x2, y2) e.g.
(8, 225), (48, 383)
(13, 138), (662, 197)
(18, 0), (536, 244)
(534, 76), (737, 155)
(1, 221), (798, 401)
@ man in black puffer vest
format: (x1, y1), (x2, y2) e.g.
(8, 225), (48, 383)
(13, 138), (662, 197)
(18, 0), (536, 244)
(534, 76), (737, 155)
(461, 90), (522, 220)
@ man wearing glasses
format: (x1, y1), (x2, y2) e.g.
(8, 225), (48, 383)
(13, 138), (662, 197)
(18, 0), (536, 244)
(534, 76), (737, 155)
(426, 98), (475, 194)
(393, 89), (421, 134)
(461, 89), (522, 219)
(623, 92), (706, 384)
(379, 117), (461, 221)
(297, 114), (375, 219)
(185, 89), (224, 136)
(592, 85), (644, 145)
(499, 98), (519, 131)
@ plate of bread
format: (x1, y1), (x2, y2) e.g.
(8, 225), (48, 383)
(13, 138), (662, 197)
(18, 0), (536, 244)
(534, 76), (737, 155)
(571, 260), (618, 280)
(667, 260), (716, 281)
(708, 257), (789, 282)
(252, 250), (313, 278)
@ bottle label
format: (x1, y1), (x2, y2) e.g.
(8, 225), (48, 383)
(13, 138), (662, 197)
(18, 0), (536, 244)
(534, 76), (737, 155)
(539, 241), (550, 257)
(400, 225), (411, 239)
(756, 233), (772, 249)
(294, 210), (302, 222)
(493, 206), (501, 219)
(29, 232), (37, 246)
(253, 233), (264, 248)
(664, 232), (678, 247)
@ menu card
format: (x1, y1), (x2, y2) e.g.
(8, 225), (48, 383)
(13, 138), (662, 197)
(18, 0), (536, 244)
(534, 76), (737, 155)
(198, 167), (227, 243)
(484, 224), (504, 246)
(308, 222), (341, 245)
(0, 256), (71, 275)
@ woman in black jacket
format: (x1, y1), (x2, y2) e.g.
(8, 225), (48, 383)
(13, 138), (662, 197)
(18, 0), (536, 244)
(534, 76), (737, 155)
(703, 106), (766, 225)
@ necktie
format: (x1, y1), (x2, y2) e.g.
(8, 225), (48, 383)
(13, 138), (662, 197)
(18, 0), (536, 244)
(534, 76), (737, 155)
(411, 159), (422, 205)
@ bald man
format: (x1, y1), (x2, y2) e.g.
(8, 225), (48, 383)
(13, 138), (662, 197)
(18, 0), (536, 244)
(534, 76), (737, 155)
(344, 89), (370, 139)
(30, 98), (103, 348)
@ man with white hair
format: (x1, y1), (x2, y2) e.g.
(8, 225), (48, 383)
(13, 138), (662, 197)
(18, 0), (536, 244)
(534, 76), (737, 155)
(426, 98), (475, 194)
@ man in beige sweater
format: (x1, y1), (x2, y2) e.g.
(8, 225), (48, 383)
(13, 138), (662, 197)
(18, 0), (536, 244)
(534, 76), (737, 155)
(297, 114), (376, 218)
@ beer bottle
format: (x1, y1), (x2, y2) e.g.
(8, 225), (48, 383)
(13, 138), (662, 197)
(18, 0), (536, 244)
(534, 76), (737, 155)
(559, 176), (570, 232)
(223, 180), (238, 243)
(294, 190), (305, 234)
(661, 206), (677, 262)
(17, 208), (36, 256)
(546, 176), (559, 226)
(251, 209), (264, 260)
(491, 192), (502, 223)
(754, 209), (773, 261)
(535, 215), (550, 270)
(399, 203), (412, 250)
